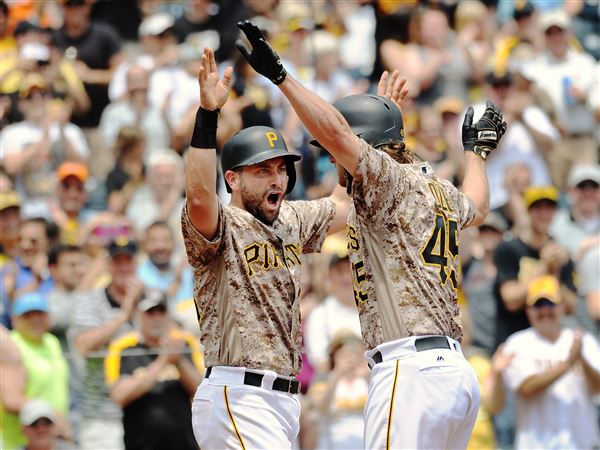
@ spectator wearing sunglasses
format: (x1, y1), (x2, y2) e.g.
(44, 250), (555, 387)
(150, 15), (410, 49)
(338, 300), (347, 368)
(500, 276), (600, 450)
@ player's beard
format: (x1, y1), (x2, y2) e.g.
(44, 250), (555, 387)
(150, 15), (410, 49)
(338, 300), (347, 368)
(240, 185), (282, 225)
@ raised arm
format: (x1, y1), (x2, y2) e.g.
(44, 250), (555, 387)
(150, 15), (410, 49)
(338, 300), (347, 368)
(236, 21), (361, 177)
(185, 48), (233, 239)
(460, 102), (507, 227)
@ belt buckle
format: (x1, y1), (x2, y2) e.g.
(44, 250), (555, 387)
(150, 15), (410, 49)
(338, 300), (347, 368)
(289, 379), (300, 394)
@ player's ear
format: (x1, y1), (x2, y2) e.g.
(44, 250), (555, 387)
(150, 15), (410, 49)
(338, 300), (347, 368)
(225, 169), (240, 191)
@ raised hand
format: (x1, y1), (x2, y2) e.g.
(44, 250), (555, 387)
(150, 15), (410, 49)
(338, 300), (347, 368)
(236, 21), (287, 85)
(198, 47), (233, 111)
(377, 70), (408, 113)
(462, 101), (507, 161)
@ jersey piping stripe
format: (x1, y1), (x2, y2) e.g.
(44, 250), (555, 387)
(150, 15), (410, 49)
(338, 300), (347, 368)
(104, 331), (140, 386)
(224, 386), (246, 450)
(386, 360), (400, 450)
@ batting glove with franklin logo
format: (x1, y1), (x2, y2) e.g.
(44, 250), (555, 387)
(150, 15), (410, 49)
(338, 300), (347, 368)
(236, 21), (287, 85)
(462, 101), (507, 161)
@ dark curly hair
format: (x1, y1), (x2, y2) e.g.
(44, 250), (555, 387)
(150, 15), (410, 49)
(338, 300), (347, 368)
(377, 141), (414, 165)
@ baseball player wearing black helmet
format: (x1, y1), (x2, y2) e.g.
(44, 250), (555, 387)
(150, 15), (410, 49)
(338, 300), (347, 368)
(238, 20), (507, 450)
(182, 48), (353, 450)
(221, 125), (300, 194)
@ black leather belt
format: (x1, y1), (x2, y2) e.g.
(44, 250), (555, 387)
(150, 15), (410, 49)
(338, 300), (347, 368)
(372, 336), (452, 365)
(204, 367), (300, 394)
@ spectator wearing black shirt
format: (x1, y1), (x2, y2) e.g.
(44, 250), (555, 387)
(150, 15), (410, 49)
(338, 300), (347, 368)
(172, 0), (247, 63)
(90, 0), (142, 42)
(51, 0), (124, 128)
(105, 126), (145, 215)
(493, 186), (577, 349)
(105, 289), (203, 450)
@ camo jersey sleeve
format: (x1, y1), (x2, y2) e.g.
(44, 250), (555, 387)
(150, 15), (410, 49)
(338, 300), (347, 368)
(284, 198), (336, 254)
(180, 201), (224, 268)
(437, 177), (477, 229)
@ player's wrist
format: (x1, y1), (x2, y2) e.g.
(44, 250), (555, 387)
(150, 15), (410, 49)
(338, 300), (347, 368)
(190, 107), (220, 149)
(471, 145), (493, 161)
(270, 67), (287, 85)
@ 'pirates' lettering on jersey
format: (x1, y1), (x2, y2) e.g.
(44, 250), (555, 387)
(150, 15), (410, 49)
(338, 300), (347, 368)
(243, 241), (302, 276)
(181, 198), (336, 376)
(347, 224), (368, 305)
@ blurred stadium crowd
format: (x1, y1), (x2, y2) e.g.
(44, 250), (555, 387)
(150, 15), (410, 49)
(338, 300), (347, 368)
(0, 0), (598, 449)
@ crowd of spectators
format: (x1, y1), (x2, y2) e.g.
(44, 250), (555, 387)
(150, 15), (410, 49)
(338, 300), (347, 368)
(0, 0), (598, 449)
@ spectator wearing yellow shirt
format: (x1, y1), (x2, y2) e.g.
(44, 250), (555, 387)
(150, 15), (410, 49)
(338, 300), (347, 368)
(0, 293), (70, 450)
(105, 289), (203, 450)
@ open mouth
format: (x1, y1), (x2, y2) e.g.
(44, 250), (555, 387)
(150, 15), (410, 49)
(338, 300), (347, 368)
(266, 192), (282, 208)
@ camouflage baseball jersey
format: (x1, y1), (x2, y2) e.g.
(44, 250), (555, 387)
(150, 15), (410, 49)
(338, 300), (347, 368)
(348, 140), (476, 350)
(181, 198), (335, 376)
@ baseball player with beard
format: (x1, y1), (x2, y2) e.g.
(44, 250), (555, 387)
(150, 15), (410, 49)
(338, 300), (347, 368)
(237, 21), (507, 449)
(182, 47), (355, 450)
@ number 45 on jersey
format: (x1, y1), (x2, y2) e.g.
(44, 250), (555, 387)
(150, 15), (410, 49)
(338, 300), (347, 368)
(421, 214), (459, 289)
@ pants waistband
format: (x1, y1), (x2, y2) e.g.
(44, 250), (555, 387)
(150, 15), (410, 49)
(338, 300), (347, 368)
(204, 366), (300, 395)
(366, 335), (462, 369)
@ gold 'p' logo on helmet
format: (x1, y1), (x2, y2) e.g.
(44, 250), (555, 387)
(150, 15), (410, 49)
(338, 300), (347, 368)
(265, 131), (278, 148)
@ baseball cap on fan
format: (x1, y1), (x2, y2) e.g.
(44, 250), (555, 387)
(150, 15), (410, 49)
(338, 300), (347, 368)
(479, 211), (508, 233)
(12, 292), (49, 316)
(57, 161), (89, 183)
(567, 164), (600, 188)
(19, 42), (50, 62)
(19, 399), (55, 426)
(523, 186), (559, 209)
(541, 9), (571, 32)
(138, 289), (168, 313)
(107, 237), (138, 257)
(513, 1), (534, 21)
(526, 275), (561, 307)
(0, 190), (21, 211)
(139, 13), (174, 37)
(19, 73), (47, 98)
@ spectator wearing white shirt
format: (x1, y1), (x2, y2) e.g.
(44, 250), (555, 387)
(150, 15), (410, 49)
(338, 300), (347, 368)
(302, 31), (355, 105)
(502, 275), (600, 450)
(108, 13), (178, 105)
(551, 164), (600, 260)
(529, 9), (598, 189)
(99, 65), (171, 161)
(125, 150), (184, 247)
(0, 74), (90, 218)
(550, 164), (600, 332)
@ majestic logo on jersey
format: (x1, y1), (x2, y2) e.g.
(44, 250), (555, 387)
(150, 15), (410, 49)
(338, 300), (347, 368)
(243, 241), (302, 276)
(265, 131), (278, 148)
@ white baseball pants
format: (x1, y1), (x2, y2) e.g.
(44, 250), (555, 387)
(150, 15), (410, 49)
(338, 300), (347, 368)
(363, 336), (480, 450)
(191, 366), (301, 449)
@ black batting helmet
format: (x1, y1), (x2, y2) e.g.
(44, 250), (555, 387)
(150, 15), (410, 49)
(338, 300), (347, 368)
(311, 94), (404, 148)
(221, 126), (301, 194)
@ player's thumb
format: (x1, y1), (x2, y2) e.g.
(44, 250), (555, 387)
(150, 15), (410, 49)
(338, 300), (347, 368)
(236, 40), (252, 60)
